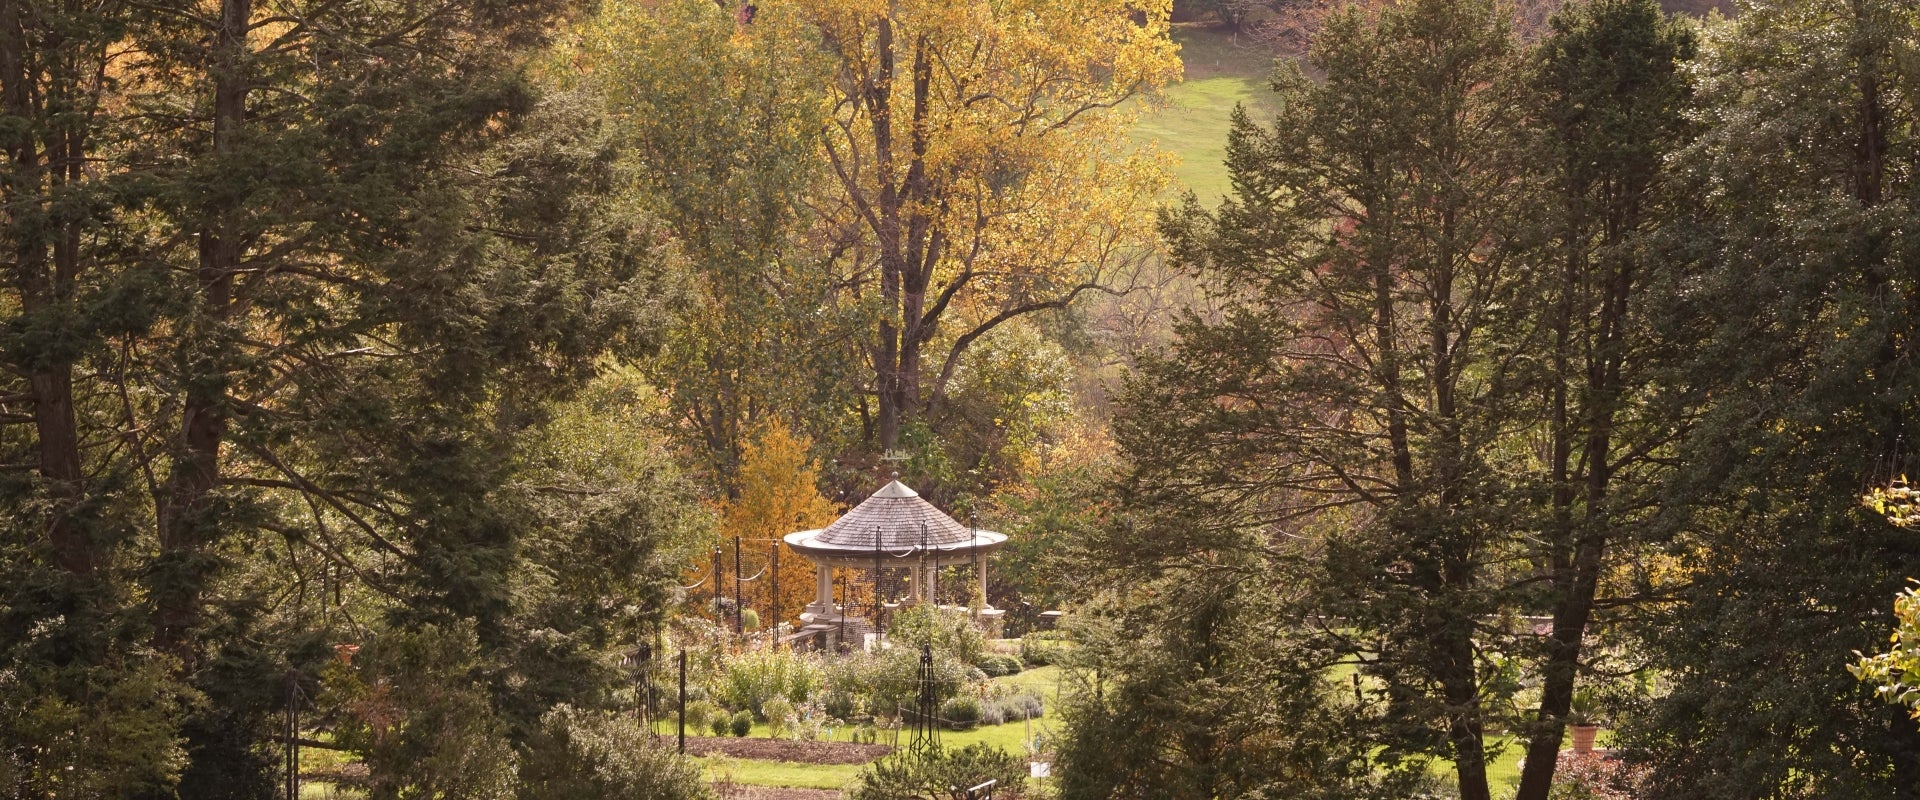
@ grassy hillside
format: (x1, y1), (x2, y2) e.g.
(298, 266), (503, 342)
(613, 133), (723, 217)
(1131, 25), (1284, 204)
(1138, 3), (1734, 201)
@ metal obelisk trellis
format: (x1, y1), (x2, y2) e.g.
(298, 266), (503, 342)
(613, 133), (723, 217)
(910, 644), (941, 754)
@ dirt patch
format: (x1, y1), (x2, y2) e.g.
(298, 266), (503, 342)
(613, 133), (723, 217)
(685, 736), (891, 765)
(716, 787), (842, 800)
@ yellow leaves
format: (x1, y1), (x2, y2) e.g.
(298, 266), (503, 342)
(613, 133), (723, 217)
(1865, 476), (1920, 529)
(718, 424), (840, 539)
(715, 423), (841, 624)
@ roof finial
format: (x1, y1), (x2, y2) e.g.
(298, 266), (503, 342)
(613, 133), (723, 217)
(890, 470), (900, 481)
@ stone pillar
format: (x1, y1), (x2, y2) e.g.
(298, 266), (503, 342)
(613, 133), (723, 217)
(801, 563), (835, 623)
(909, 562), (923, 604)
(976, 558), (991, 610)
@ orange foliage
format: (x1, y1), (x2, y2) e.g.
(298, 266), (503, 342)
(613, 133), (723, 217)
(714, 424), (841, 629)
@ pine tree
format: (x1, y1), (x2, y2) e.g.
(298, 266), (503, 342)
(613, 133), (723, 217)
(1108, 1), (1532, 797)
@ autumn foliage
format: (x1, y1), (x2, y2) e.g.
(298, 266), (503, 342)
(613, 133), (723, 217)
(714, 425), (842, 628)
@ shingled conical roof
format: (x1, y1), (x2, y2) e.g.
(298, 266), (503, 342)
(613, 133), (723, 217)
(784, 478), (1006, 565)
(812, 479), (975, 550)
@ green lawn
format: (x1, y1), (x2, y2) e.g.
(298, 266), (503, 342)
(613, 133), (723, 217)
(1132, 25), (1287, 203)
(995, 664), (1062, 694)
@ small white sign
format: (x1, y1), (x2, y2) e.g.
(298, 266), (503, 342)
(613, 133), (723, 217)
(1029, 762), (1052, 779)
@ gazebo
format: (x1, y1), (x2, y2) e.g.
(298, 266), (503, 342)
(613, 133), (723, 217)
(782, 477), (1007, 650)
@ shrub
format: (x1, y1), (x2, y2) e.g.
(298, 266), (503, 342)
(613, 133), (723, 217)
(518, 705), (713, 800)
(741, 608), (760, 632)
(762, 697), (794, 739)
(1020, 633), (1068, 667)
(890, 606), (987, 666)
(976, 654), (1023, 677)
(715, 648), (819, 720)
(729, 711), (753, 737)
(707, 715), (728, 737)
(980, 702), (1006, 726)
(939, 697), (982, 730)
(336, 623), (516, 800)
(868, 647), (971, 715)
(1549, 751), (1647, 800)
(847, 743), (1026, 800)
(822, 688), (858, 720)
(1006, 693), (1043, 720)
(684, 700), (721, 733)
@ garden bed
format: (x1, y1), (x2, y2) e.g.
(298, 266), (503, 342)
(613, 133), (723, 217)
(685, 736), (892, 765)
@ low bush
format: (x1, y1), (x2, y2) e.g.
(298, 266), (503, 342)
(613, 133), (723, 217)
(939, 697), (982, 730)
(968, 693), (1042, 727)
(822, 688), (858, 720)
(519, 705), (713, 800)
(976, 654), (1023, 677)
(847, 743), (1027, 800)
(763, 697), (794, 739)
(1019, 634), (1069, 667)
(1549, 751), (1647, 800)
(684, 700), (721, 733)
(729, 710), (753, 737)
(714, 648), (819, 720)
(890, 606), (987, 666)
(707, 715), (728, 737)
(1000, 693), (1043, 721)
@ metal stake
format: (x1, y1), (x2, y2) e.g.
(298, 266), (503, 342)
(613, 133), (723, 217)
(678, 649), (688, 754)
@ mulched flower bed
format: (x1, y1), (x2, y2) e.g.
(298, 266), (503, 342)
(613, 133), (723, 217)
(683, 735), (893, 765)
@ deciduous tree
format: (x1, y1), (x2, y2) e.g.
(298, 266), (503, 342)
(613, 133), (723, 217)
(799, 0), (1180, 450)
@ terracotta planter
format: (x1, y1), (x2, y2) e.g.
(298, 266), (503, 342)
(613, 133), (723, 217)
(1569, 723), (1600, 754)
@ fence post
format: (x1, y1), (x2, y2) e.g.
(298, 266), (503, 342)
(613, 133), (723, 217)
(678, 649), (688, 754)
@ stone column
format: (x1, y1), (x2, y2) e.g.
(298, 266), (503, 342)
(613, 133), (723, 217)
(801, 563), (835, 622)
(976, 558), (990, 610)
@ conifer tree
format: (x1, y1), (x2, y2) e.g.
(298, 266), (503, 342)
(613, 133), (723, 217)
(1112, 1), (1532, 797)
(1511, 2), (1694, 796)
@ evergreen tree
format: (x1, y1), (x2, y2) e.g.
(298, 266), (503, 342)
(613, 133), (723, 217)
(1510, 2), (1694, 797)
(1620, 0), (1920, 795)
(1099, 1), (1533, 797)
(3, 0), (692, 792)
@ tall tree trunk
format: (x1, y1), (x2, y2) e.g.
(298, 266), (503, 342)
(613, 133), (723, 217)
(1515, 203), (1588, 800)
(1440, 613), (1491, 800)
(1516, 197), (1634, 800)
(154, 0), (246, 662)
(2, 1), (92, 577)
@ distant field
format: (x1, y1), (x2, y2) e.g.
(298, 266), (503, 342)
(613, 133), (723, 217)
(1131, 25), (1287, 204)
